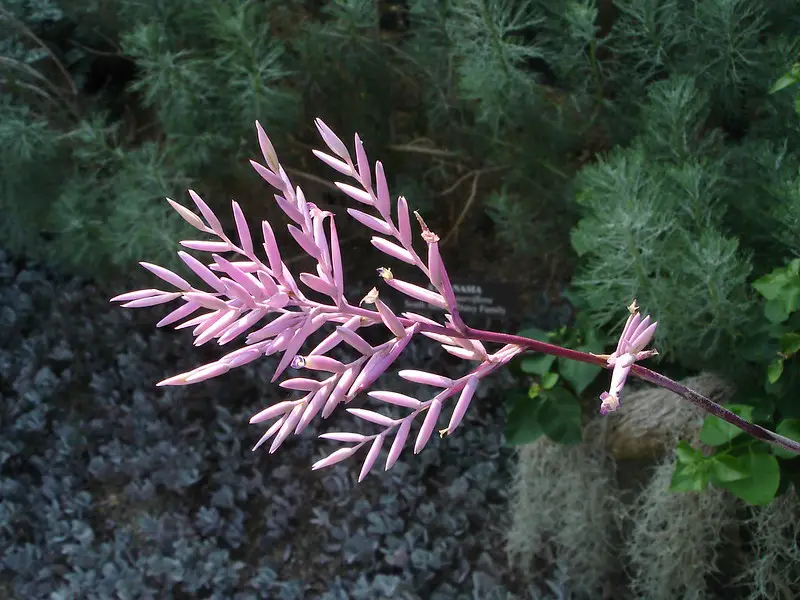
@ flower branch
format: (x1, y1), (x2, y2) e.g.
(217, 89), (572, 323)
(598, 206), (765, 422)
(112, 118), (799, 483)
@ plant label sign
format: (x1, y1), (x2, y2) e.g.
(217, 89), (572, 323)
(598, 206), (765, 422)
(381, 278), (520, 324)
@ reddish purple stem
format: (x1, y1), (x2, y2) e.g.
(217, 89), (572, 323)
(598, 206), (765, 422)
(443, 325), (800, 456)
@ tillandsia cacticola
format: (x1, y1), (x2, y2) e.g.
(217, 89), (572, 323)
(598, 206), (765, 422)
(111, 119), (800, 479)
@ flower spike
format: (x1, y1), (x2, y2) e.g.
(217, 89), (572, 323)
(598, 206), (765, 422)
(114, 120), (800, 481)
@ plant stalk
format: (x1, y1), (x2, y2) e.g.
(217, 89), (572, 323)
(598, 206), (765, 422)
(456, 325), (800, 456)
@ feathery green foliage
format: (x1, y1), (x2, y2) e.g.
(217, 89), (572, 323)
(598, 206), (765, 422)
(2, 0), (799, 373)
(571, 77), (753, 365)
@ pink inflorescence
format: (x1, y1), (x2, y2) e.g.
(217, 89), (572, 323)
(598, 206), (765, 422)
(111, 118), (526, 481)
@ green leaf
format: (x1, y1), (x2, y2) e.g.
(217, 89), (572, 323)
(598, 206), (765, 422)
(699, 405), (754, 446)
(772, 419), (800, 459)
(710, 454), (750, 483)
(528, 382), (541, 399)
(764, 298), (791, 324)
(784, 285), (800, 316)
(751, 399), (776, 422)
(541, 371), (559, 389)
(780, 332), (800, 356)
(505, 391), (544, 446)
(769, 71), (800, 94)
(517, 327), (549, 342)
(537, 387), (582, 445)
(718, 453), (780, 505)
(753, 271), (788, 300)
(521, 354), (555, 376)
(558, 355), (603, 395)
(767, 358), (784, 384)
(675, 440), (703, 464)
(669, 460), (709, 492)
(738, 335), (781, 363)
(775, 469), (792, 497)
(755, 263), (800, 323)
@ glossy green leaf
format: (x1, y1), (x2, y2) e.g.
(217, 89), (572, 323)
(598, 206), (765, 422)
(753, 272), (788, 300)
(769, 71), (800, 94)
(780, 332), (800, 356)
(521, 354), (555, 376)
(537, 387), (582, 445)
(764, 298), (791, 324)
(751, 399), (776, 422)
(754, 262), (800, 323)
(517, 327), (549, 342)
(670, 459), (709, 492)
(505, 391), (544, 447)
(710, 454), (750, 483)
(767, 358), (784, 384)
(675, 440), (703, 464)
(718, 453), (780, 505)
(699, 405), (754, 446)
(785, 286), (800, 316)
(555, 323), (605, 395)
(558, 356), (603, 395)
(541, 372), (559, 389)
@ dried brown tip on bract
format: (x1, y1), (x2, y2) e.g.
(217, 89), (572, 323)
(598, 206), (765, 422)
(414, 211), (440, 243)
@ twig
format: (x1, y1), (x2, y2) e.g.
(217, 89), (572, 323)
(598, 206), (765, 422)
(285, 167), (341, 193)
(0, 77), (56, 102)
(438, 166), (508, 245)
(0, 56), (79, 119)
(67, 38), (132, 60)
(0, 7), (77, 96)
(436, 168), (482, 198)
(387, 143), (461, 158)
(0, 56), (55, 87)
(441, 171), (480, 246)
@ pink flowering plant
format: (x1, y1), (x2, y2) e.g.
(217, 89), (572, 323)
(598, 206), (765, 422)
(111, 119), (800, 481)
